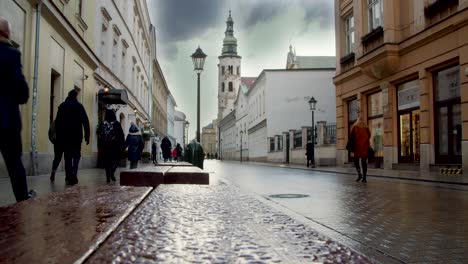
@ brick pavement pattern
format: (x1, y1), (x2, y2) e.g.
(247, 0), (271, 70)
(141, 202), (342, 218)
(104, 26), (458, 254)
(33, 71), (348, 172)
(88, 182), (371, 263)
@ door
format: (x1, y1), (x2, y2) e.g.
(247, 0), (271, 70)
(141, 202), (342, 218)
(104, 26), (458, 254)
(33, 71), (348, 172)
(436, 102), (461, 164)
(398, 109), (420, 163)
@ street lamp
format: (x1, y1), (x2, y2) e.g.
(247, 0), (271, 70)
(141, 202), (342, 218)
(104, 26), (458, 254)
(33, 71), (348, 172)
(308, 97), (317, 168)
(191, 46), (207, 143)
(184, 121), (190, 146)
(240, 130), (243, 162)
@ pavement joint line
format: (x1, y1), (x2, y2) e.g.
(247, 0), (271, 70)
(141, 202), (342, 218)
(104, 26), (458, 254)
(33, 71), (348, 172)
(74, 186), (154, 264)
(218, 177), (403, 264)
(223, 161), (468, 186)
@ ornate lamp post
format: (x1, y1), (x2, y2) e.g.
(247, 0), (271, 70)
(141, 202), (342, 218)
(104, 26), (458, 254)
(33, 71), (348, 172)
(308, 97), (317, 168)
(191, 46), (207, 142)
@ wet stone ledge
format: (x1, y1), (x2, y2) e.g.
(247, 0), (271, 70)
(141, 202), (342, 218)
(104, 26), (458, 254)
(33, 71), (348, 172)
(88, 182), (371, 263)
(0, 185), (151, 264)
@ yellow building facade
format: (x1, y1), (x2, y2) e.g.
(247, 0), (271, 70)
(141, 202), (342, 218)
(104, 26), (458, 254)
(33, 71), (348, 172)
(334, 0), (468, 173)
(0, 0), (99, 175)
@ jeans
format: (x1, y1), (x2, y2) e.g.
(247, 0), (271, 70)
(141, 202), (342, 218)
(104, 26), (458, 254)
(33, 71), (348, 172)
(130, 160), (138, 169)
(64, 147), (81, 184)
(104, 159), (117, 181)
(0, 129), (29, 202)
(353, 157), (368, 178)
(51, 143), (63, 171)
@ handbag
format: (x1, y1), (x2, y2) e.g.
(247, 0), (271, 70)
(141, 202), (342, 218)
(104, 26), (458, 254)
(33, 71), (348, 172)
(346, 136), (355, 152)
(368, 147), (375, 160)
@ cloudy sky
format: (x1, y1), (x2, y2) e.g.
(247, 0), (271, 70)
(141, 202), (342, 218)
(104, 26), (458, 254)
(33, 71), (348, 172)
(148, 0), (336, 139)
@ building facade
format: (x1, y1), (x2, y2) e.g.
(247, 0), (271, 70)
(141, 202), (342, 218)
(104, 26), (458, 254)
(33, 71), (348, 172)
(174, 110), (188, 149)
(334, 0), (468, 173)
(167, 93), (176, 146)
(151, 57), (169, 140)
(201, 123), (217, 156)
(0, 0), (100, 175)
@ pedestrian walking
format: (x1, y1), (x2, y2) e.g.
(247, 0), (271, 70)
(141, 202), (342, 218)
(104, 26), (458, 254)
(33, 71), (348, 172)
(161, 136), (172, 162)
(151, 140), (158, 165)
(55, 89), (90, 185)
(347, 116), (371, 183)
(185, 139), (204, 169)
(0, 17), (35, 202)
(48, 119), (62, 182)
(306, 140), (314, 168)
(175, 143), (183, 162)
(172, 147), (177, 162)
(100, 110), (125, 183)
(125, 124), (144, 169)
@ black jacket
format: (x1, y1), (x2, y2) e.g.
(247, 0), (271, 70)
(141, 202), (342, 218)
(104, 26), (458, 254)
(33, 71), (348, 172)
(0, 41), (29, 131)
(125, 124), (144, 161)
(55, 93), (90, 149)
(161, 137), (172, 159)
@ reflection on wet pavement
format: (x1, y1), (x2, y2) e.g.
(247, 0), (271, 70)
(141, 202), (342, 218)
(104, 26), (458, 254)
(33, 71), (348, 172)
(0, 185), (150, 263)
(206, 160), (468, 263)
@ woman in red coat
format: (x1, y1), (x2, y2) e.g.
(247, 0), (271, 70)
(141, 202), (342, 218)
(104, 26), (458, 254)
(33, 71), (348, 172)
(349, 117), (371, 183)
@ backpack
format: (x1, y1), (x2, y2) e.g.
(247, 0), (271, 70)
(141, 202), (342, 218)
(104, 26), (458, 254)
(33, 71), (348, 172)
(48, 120), (56, 144)
(101, 121), (116, 145)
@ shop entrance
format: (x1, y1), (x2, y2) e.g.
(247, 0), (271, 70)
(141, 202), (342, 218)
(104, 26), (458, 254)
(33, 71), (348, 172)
(398, 109), (420, 163)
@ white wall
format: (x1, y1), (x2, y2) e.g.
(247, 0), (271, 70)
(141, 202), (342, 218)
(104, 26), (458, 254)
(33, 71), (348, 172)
(167, 97), (175, 138)
(265, 70), (336, 137)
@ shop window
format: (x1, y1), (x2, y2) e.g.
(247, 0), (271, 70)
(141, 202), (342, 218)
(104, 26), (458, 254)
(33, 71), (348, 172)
(397, 80), (420, 163)
(367, 92), (383, 157)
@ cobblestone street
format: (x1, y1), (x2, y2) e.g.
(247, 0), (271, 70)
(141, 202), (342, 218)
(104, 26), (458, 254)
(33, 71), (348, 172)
(205, 160), (468, 263)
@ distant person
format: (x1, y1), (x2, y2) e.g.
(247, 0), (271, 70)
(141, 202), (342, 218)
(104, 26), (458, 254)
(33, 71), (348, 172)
(100, 110), (125, 183)
(348, 116), (371, 183)
(175, 143), (183, 162)
(48, 119), (62, 182)
(185, 140), (205, 169)
(0, 16), (34, 201)
(125, 123), (144, 169)
(161, 136), (172, 162)
(306, 140), (314, 168)
(151, 140), (157, 165)
(55, 89), (90, 185)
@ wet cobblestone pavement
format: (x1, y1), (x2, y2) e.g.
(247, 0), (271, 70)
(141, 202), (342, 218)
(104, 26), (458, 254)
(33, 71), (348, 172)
(0, 185), (150, 263)
(88, 182), (371, 263)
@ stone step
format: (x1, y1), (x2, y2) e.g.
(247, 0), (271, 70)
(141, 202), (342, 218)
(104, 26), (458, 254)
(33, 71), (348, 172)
(0, 185), (151, 264)
(156, 161), (193, 166)
(120, 165), (209, 187)
(164, 166), (209, 185)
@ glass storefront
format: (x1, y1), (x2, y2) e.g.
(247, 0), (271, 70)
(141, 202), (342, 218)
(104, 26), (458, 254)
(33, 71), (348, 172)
(397, 80), (420, 163)
(368, 92), (383, 157)
(434, 65), (461, 164)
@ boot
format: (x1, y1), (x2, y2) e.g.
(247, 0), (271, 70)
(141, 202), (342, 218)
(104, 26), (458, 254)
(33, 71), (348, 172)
(362, 175), (367, 183)
(356, 171), (362, 182)
(50, 170), (55, 183)
(110, 174), (116, 182)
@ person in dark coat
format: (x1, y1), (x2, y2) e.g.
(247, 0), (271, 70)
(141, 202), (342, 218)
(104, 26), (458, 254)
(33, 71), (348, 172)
(125, 124), (144, 169)
(151, 141), (157, 165)
(101, 110), (125, 183)
(306, 141), (314, 168)
(0, 17), (34, 202)
(55, 89), (90, 185)
(185, 140), (204, 169)
(175, 143), (183, 162)
(48, 119), (62, 183)
(161, 136), (172, 162)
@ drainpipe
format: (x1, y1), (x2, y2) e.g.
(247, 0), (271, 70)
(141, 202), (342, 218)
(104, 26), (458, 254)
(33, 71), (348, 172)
(30, 0), (42, 175)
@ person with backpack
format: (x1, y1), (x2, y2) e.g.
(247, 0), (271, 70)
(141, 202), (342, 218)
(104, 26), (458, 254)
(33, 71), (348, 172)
(48, 120), (63, 183)
(125, 123), (144, 169)
(100, 109), (125, 183)
(161, 136), (172, 162)
(54, 89), (90, 185)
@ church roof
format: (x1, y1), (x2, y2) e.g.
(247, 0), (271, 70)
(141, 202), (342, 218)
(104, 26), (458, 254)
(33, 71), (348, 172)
(241, 77), (256, 90)
(295, 56), (336, 69)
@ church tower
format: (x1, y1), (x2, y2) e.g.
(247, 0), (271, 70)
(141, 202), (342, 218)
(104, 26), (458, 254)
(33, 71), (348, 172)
(217, 11), (242, 121)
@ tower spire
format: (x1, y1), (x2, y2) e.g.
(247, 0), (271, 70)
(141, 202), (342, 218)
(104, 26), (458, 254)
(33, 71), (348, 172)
(222, 10), (238, 56)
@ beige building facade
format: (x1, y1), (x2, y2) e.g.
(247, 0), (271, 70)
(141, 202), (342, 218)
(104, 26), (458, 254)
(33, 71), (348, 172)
(334, 0), (468, 173)
(0, 0), (99, 175)
(201, 123), (217, 156)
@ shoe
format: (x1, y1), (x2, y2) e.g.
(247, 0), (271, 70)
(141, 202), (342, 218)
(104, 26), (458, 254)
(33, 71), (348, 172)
(362, 178), (367, 183)
(111, 175), (116, 182)
(28, 189), (37, 199)
(50, 171), (55, 183)
(356, 172), (362, 182)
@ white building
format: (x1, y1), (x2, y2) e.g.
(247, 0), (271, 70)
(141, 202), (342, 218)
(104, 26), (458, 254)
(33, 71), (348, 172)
(167, 93), (177, 145)
(94, 0), (153, 133)
(174, 110), (188, 149)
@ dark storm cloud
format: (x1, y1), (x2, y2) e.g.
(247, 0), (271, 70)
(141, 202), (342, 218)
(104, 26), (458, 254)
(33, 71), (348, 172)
(302, 0), (334, 29)
(238, 2), (284, 29)
(149, 0), (225, 42)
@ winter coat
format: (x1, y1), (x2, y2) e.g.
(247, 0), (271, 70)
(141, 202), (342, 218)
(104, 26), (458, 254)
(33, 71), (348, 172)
(0, 41), (29, 131)
(350, 122), (371, 159)
(185, 140), (204, 169)
(176, 144), (183, 158)
(306, 142), (313, 160)
(151, 142), (157, 155)
(55, 90), (90, 151)
(125, 124), (144, 161)
(161, 137), (172, 160)
(101, 110), (125, 161)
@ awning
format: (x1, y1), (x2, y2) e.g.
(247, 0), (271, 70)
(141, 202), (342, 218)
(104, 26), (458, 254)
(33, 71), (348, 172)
(98, 89), (129, 105)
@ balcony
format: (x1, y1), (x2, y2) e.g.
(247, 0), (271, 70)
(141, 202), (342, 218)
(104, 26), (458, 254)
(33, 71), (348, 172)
(425, 0), (459, 18)
(340, 52), (355, 72)
(361, 26), (384, 54)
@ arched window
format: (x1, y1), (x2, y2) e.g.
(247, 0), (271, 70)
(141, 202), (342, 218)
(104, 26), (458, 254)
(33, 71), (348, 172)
(221, 66), (225, 75)
(222, 82), (225, 92)
(228, 82), (233, 92)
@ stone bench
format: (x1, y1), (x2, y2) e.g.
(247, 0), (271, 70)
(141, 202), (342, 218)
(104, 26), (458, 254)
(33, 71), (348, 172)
(120, 165), (209, 187)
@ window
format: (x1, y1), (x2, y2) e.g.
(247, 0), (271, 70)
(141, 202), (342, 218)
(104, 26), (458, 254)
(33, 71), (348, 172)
(221, 83), (225, 92)
(228, 82), (233, 92)
(293, 131), (302, 148)
(367, 92), (383, 157)
(228, 66), (233, 74)
(237, 66), (240, 75)
(278, 136), (283, 151)
(345, 15), (355, 54)
(270, 138), (275, 151)
(368, 0), (383, 31)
